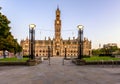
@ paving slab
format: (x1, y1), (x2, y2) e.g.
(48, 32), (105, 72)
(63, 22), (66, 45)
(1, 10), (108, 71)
(0, 57), (120, 84)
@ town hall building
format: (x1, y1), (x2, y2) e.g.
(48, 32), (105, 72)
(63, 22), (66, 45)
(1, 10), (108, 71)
(20, 7), (92, 57)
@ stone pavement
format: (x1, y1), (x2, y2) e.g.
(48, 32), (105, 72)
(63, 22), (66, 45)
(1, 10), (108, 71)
(0, 57), (120, 84)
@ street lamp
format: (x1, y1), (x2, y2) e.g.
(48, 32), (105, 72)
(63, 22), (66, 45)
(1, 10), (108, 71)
(48, 46), (50, 58)
(48, 46), (51, 65)
(0, 7), (2, 10)
(77, 25), (84, 59)
(64, 46), (67, 59)
(29, 24), (36, 60)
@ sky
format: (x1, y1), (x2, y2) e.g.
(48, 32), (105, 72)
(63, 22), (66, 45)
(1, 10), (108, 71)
(0, 0), (120, 49)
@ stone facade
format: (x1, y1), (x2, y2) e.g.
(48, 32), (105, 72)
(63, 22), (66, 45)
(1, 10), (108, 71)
(20, 7), (92, 57)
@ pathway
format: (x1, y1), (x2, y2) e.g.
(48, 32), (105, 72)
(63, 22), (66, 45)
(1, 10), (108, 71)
(0, 57), (120, 84)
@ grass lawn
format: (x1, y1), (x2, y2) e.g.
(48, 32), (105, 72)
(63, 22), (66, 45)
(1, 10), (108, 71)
(0, 57), (29, 62)
(83, 56), (120, 62)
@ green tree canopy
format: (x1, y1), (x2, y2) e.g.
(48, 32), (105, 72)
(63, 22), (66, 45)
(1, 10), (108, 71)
(0, 12), (22, 55)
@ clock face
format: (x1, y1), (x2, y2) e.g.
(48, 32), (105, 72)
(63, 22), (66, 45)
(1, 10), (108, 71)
(57, 21), (59, 24)
(57, 12), (59, 15)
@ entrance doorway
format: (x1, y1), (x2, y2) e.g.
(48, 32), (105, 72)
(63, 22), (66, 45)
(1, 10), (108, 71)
(56, 51), (59, 56)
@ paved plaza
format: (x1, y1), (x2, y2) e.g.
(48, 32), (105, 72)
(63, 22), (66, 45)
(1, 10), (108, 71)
(0, 57), (120, 84)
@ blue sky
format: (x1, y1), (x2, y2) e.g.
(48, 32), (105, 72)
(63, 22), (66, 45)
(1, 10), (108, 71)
(0, 0), (120, 49)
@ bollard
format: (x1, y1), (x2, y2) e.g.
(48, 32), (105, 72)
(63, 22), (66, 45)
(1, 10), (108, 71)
(101, 60), (104, 67)
(48, 58), (50, 65)
(63, 58), (64, 65)
(111, 60), (113, 68)
(115, 61), (118, 66)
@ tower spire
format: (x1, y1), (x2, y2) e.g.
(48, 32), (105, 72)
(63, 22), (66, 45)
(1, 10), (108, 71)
(57, 5), (59, 10)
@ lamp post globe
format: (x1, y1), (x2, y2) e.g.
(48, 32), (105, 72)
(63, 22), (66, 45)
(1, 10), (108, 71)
(77, 25), (84, 30)
(29, 24), (36, 29)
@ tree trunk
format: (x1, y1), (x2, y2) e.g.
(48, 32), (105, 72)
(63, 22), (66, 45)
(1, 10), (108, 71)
(3, 50), (6, 58)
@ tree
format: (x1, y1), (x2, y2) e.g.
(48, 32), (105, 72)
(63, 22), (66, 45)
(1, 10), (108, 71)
(92, 49), (101, 56)
(0, 11), (22, 58)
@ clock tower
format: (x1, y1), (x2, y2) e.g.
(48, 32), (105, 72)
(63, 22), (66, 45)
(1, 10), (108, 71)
(54, 7), (61, 56)
(55, 7), (61, 40)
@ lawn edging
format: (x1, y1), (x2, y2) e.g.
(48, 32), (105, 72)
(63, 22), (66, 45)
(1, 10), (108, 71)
(0, 61), (27, 66)
(85, 60), (120, 65)
(0, 57), (42, 66)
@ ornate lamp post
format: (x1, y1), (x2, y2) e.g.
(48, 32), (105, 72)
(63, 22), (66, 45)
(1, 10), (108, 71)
(29, 24), (36, 60)
(72, 25), (85, 65)
(48, 46), (50, 58)
(0, 7), (2, 10)
(48, 46), (51, 65)
(77, 25), (84, 59)
(64, 46), (67, 59)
